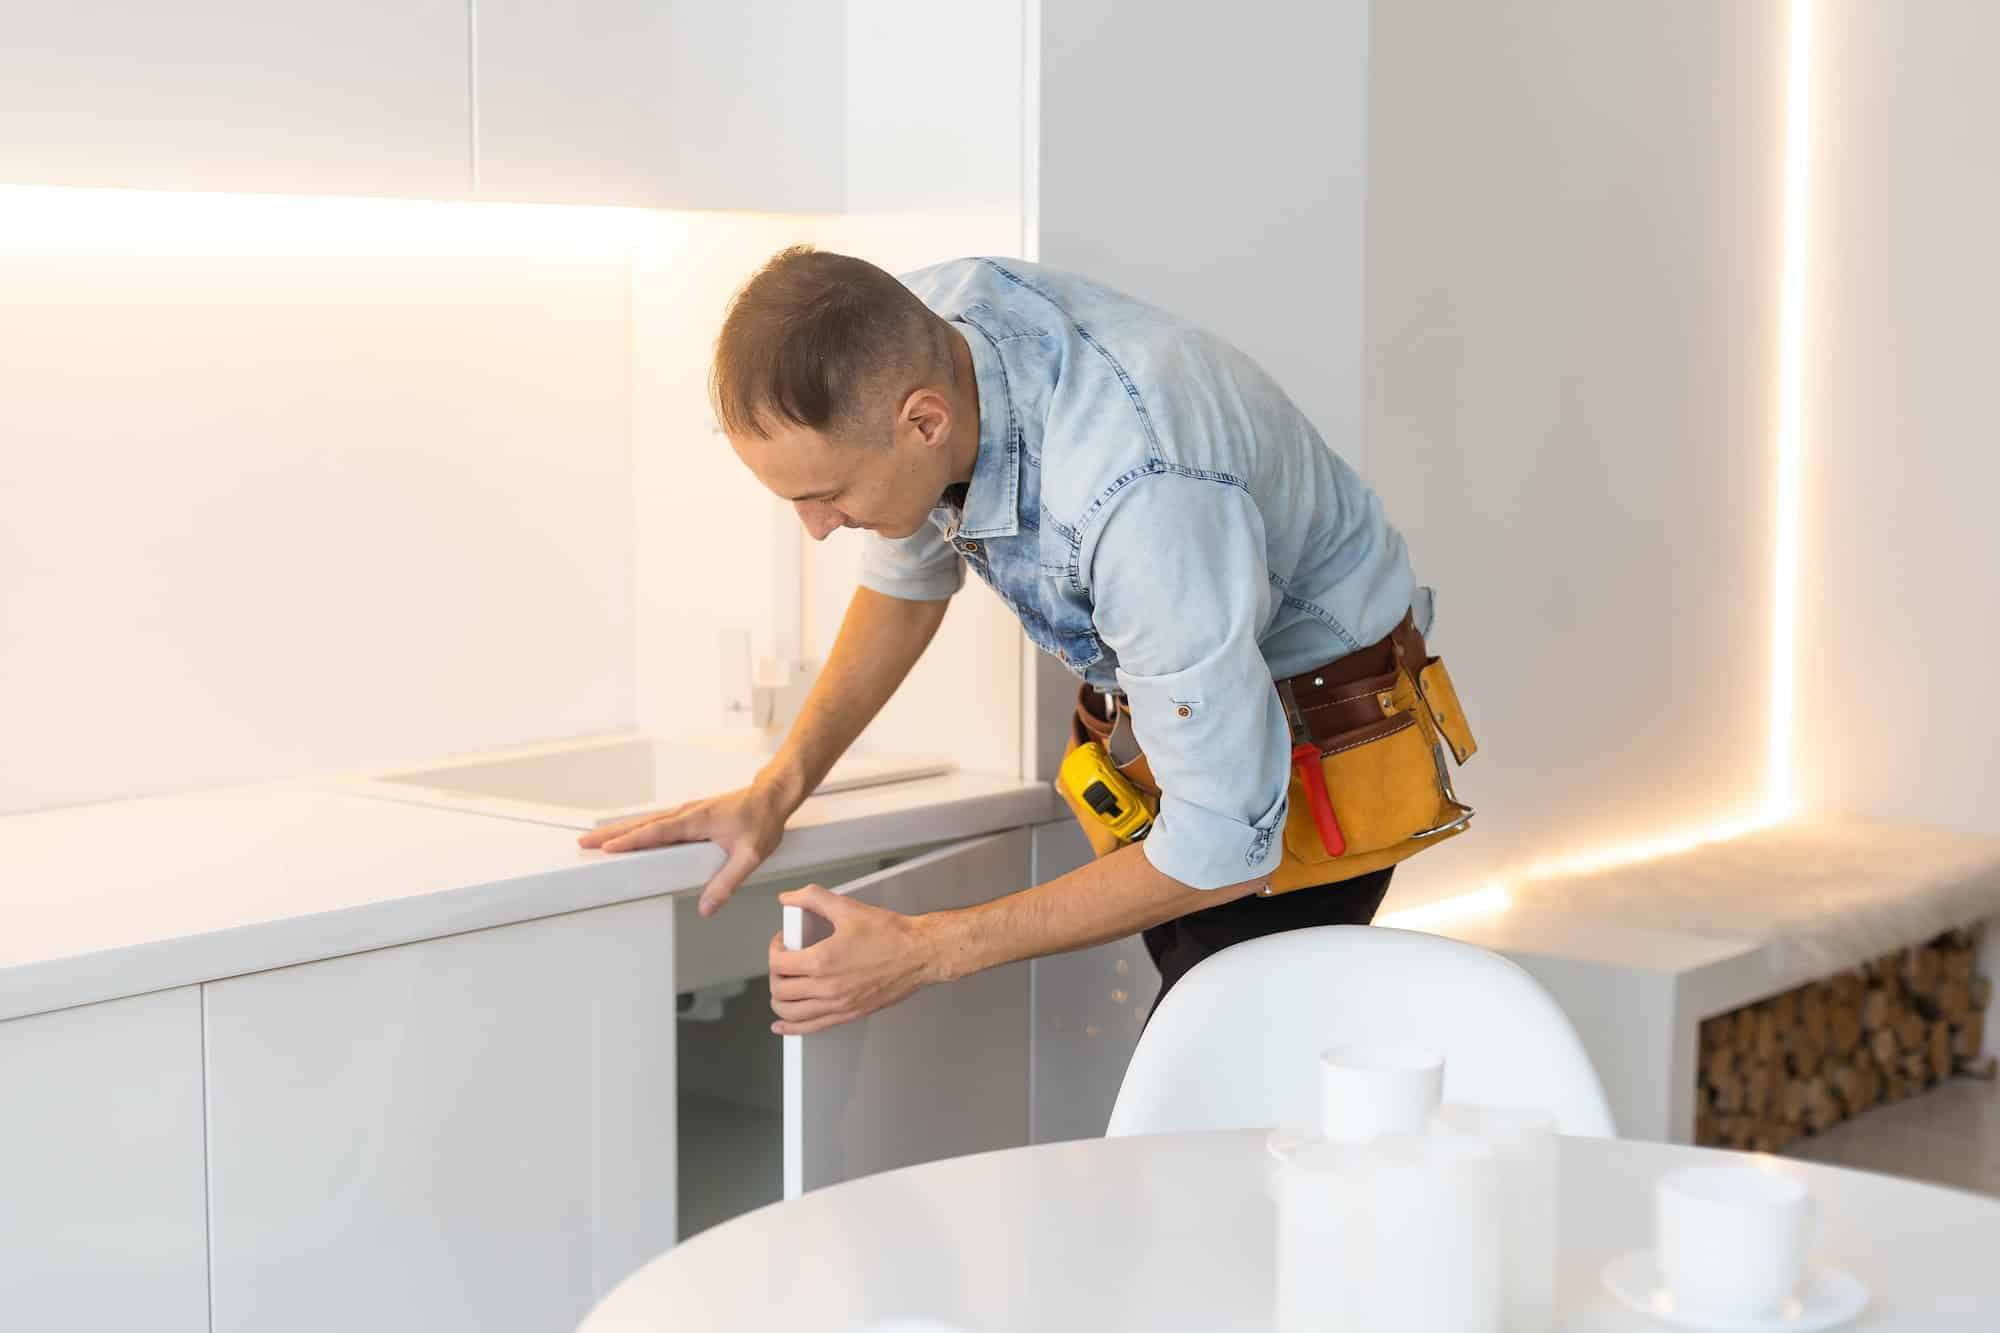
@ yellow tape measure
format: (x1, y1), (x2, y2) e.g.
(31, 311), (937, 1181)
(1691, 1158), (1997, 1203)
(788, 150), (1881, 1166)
(1059, 742), (1154, 842)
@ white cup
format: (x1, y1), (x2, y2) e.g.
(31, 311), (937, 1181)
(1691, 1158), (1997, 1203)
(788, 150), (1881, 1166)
(1286, 1133), (1500, 1333)
(1318, 1042), (1444, 1144)
(1431, 1104), (1557, 1333)
(1657, 1166), (1814, 1319)
(1272, 1142), (1372, 1333)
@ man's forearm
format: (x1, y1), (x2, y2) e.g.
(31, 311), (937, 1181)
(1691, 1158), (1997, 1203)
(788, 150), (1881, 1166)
(922, 843), (1267, 983)
(757, 587), (949, 810)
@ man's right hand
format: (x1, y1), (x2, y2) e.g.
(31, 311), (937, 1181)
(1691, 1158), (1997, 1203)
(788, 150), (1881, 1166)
(577, 781), (794, 918)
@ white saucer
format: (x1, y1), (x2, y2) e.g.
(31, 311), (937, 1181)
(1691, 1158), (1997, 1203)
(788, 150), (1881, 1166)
(1265, 1126), (1318, 1162)
(1602, 1251), (1868, 1331)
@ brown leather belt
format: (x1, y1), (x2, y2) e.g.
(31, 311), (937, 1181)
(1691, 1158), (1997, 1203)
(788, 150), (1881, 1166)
(1077, 612), (1428, 746)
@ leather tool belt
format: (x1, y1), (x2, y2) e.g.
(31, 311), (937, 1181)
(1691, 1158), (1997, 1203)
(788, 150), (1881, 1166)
(1059, 612), (1478, 896)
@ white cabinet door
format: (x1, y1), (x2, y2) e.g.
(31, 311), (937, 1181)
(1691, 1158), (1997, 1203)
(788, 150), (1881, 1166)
(475, 0), (843, 209)
(0, 988), (208, 1333)
(0, 0), (470, 199)
(1026, 819), (1161, 1143)
(783, 830), (1032, 1198)
(203, 897), (676, 1333)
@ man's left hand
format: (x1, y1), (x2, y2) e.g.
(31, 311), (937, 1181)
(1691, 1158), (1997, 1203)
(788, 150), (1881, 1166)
(766, 885), (945, 1035)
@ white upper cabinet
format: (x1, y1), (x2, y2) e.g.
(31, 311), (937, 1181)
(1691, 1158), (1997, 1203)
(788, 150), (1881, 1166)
(475, 0), (844, 210)
(0, 0), (472, 199)
(0, 0), (843, 209)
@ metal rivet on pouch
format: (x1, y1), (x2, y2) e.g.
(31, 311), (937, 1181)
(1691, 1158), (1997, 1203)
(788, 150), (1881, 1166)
(1313, 676), (1324, 687)
(1177, 705), (1192, 718)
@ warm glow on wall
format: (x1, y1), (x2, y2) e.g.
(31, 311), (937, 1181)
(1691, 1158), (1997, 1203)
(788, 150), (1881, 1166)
(1402, 0), (1815, 928)
(1508, 813), (1779, 886)
(1379, 884), (1511, 930)
(0, 183), (647, 256)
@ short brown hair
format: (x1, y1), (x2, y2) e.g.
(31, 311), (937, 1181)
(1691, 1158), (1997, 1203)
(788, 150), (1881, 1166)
(711, 246), (953, 442)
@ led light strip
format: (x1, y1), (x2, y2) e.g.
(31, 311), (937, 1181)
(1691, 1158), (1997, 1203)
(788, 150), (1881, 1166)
(1768, 0), (1814, 823)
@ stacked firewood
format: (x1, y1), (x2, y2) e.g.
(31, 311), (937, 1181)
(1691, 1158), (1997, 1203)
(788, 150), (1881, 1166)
(1696, 926), (1995, 1153)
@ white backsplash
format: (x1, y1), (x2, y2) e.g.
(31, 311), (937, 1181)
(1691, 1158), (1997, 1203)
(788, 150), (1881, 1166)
(0, 189), (640, 813)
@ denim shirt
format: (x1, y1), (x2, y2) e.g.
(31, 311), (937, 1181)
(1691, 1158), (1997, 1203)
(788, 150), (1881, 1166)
(859, 259), (1431, 891)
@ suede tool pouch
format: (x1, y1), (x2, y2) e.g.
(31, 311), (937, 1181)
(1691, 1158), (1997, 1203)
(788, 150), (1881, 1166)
(1261, 648), (1478, 896)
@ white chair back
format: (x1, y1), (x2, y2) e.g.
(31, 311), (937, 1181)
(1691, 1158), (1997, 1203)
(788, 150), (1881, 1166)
(1106, 925), (1616, 1137)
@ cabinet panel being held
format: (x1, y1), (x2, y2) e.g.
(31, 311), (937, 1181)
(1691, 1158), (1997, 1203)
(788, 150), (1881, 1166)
(785, 830), (1033, 1198)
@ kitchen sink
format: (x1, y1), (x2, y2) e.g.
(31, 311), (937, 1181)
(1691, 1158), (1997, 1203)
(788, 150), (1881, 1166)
(344, 731), (951, 830)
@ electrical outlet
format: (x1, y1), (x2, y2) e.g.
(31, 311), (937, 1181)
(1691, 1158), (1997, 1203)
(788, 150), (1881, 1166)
(719, 625), (757, 728)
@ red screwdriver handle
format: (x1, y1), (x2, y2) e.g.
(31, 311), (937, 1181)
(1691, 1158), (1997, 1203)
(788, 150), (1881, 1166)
(1291, 742), (1346, 858)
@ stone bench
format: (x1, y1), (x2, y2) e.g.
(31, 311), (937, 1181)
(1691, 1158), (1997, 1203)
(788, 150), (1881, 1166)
(1436, 817), (2000, 1143)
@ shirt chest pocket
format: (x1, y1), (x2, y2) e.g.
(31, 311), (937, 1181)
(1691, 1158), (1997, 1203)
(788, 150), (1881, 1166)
(1017, 590), (1103, 673)
(964, 551), (1102, 672)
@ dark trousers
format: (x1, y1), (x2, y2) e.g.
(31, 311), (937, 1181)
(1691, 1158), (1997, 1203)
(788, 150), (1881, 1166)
(1141, 866), (1395, 1022)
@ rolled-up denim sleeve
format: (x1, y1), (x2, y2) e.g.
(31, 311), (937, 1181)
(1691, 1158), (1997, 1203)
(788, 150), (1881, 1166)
(857, 523), (965, 601)
(1085, 471), (1290, 890)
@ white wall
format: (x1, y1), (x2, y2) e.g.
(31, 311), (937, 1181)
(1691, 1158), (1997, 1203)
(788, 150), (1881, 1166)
(627, 2), (1035, 782)
(1036, 0), (1371, 473)
(788, 0), (1031, 780)
(628, 209), (830, 746)
(0, 187), (1030, 816)
(1363, 1), (1791, 907)
(1794, 1), (2000, 834)
(0, 188), (640, 814)
(629, 206), (1034, 785)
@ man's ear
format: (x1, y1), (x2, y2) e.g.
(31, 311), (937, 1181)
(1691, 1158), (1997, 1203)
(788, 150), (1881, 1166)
(900, 387), (952, 449)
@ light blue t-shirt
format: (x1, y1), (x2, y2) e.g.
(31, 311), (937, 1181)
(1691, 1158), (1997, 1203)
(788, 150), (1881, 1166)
(860, 259), (1430, 891)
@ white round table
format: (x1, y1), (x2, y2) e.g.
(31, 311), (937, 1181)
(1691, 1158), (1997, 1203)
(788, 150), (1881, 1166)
(580, 1131), (2000, 1332)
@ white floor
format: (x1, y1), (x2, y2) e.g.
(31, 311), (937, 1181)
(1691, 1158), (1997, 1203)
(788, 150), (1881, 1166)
(1787, 1075), (2000, 1197)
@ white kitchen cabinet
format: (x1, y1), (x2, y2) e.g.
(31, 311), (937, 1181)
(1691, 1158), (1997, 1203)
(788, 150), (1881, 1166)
(1025, 819), (1162, 1143)
(0, 0), (844, 208)
(474, 0), (844, 210)
(196, 829), (1044, 1329)
(0, 0), (471, 199)
(202, 896), (679, 1333)
(0, 987), (209, 1333)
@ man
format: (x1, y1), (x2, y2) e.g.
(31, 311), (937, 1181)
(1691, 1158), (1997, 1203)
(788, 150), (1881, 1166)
(582, 247), (1463, 1036)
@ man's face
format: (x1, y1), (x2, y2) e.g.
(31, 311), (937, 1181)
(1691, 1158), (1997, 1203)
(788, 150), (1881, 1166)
(729, 414), (942, 543)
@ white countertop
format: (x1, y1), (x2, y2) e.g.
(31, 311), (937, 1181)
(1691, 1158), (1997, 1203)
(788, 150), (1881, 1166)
(0, 772), (1060, 1023)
